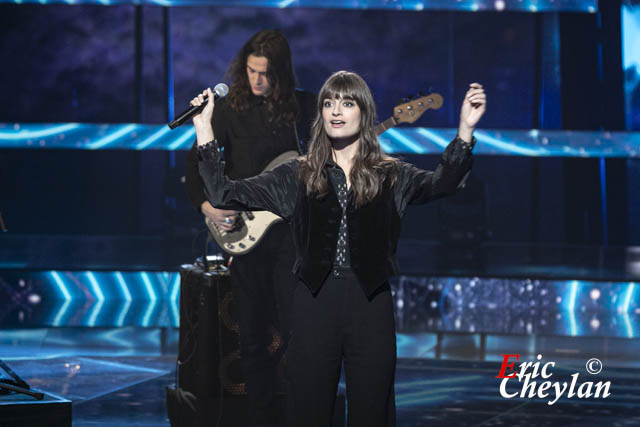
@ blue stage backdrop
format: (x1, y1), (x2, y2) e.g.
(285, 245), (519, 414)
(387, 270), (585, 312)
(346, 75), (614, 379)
(623, 2), (640, 130)
(0, 5), (537, 129)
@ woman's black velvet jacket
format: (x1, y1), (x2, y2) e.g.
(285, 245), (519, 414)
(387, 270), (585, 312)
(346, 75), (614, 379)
(198, 137), (474, 297)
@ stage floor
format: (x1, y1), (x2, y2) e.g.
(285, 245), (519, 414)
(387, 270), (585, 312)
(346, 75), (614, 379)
(2, 328), (640, 427)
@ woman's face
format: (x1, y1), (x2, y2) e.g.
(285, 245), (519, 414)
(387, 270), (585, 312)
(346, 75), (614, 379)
(322, 96), (361, 141)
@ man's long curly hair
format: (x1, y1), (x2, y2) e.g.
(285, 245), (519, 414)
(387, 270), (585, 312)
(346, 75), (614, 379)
(225, 29), (298, 126)
(299, 71), (398, 208)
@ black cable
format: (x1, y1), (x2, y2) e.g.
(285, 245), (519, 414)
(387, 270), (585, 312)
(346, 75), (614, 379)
(190, 227), (208, 265)
(214, 272), (225, 427)
(176, 269), (199, 386)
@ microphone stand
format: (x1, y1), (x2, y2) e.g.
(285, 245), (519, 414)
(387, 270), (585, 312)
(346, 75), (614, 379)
(0, 359), (44, 400)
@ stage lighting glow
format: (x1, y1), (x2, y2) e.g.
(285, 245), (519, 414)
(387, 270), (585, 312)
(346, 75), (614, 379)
(623, 283), (636, 313)
(87, 299), (105, 327)
(2, 123), (639, 156)
(386, 128), (427, 153)
(139, 272), (158, 301)
(416, 127), (451, 148)
(87, 124), (137, 150)
(0, 123), (79, 140)
(135, 126), (171, 150)
(167, 127), (196, 150)
(86, 271), (105, 301)
(49, 271), (72, 301)
(115, 272), (132, 301)
(623, 4), (640, 129)
(0, 0), (598, 8)
(115, 299), (132, 327)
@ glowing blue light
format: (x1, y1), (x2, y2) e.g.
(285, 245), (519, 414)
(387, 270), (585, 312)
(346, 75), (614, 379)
(396, 333), (416, 349)
(170, 274), (181, 302)
(378, 140), (393, 152)
(139, 272), (157, 300)
(622, 312), (634, 339)
(167, 127), (196, 150)
(0, 123), (79, 140)
(141, 299), (158, 327)
(169, 274), (181, 327)
(87, 299), (105, 327)
(473, 130), (543, 156)
(567, 280), (579, 312)
(52, 299), (71, 327)
(2, 123), (639, 156)
(86, 271), (105, 301)
(416, 128), (449, 149)
(385, 128), (427, 153)
(135, 126), (171, 150)
(623, 283), (635, 313)
(87, 124), (137, 149)
(622, 4), (640, 130)
(567, 280), (580, 336)
(170, 298), (180, 327)
(96, 329), (132, 349)
(155, 272), (169, 295)
(49, 271), (72, 300)
(115, 271), (132, 301)
(115, 299), (131, 327)
(0, 0), (601, 10)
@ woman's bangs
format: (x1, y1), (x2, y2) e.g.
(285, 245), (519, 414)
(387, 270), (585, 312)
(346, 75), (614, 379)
(320, 75), (366, 108)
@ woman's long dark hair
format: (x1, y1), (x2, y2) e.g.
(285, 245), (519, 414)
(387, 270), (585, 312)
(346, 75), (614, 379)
(299, 71), (397, 207)
(226, 29), (298, 125)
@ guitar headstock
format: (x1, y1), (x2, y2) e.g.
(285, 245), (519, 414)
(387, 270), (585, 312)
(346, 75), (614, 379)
(393, 93), (443, 125)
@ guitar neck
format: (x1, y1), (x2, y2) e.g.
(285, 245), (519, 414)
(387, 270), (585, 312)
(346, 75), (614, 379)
(375, 116), (397, 136)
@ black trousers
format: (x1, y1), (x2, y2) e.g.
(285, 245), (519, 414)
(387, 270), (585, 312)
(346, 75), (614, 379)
(230, 221), (297, 426)
(286, 268), (397, 427)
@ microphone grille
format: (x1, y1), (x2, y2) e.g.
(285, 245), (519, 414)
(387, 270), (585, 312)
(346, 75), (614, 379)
(214, 83), (229, 97)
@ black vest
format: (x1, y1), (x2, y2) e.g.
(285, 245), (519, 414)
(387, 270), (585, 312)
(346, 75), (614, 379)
(291, 172), (401, 298)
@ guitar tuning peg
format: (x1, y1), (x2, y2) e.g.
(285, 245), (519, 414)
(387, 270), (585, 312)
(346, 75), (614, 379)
(398, 98), (405, 105)
(407, 95), (413, 100)
(402, 97), (409, 103)
(418, 91), (425, 97)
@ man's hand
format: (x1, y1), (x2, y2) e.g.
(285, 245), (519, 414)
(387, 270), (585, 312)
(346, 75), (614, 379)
(201, 201), (239, 231)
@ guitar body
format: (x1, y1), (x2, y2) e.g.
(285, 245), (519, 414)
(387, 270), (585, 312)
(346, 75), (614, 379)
(206, 150), (300, 255)
(206, 92), (443, 255)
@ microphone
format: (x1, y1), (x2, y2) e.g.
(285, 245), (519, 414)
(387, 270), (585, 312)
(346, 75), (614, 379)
(168, 83), (229, 129)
